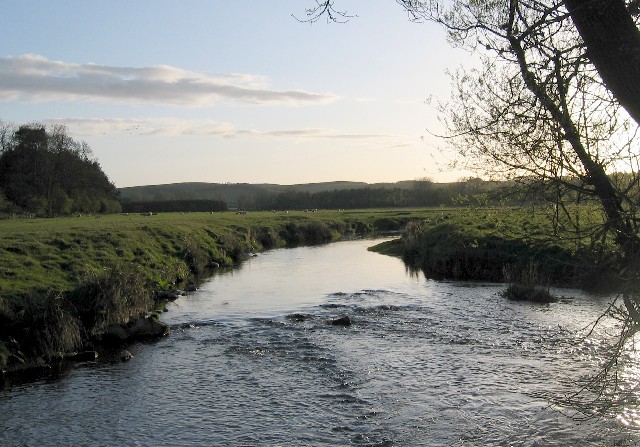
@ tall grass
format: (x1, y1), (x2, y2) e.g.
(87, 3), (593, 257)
(395, 206), (618, 290)
(1, 293), (82, 361)
(70, 264), (152, 336)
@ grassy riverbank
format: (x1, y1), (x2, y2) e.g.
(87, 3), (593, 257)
(0, 209), (440, 297)
(371, 205), (616, 290)
(0, 208), (438, 374)
(0, 205), (616, 377)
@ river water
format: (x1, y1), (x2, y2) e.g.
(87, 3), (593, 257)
(1, 239), (640, 446)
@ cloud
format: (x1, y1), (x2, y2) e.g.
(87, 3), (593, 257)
(45, 118), (236, 137)
(43, 117), (397, 141)
(0, 54), (339, 106)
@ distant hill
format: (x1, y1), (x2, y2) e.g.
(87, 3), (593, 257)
(116, 179), (521, 211)
(118, 181), (424, 206)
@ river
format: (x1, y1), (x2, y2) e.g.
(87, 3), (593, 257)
(1, 238), (639, 446)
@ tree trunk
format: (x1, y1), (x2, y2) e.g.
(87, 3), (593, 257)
(566, 0), (640, 126)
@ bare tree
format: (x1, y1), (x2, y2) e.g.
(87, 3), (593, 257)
(302, 0), (640, 267)
(565, 0), (640, 126)
(301, 0), (640, 416)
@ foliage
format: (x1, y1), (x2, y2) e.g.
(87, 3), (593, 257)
(0, 122), (120, 216)
(119, 178), (532, 211)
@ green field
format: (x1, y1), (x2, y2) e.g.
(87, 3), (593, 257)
(0, 205), (611, 299)
(0, 208), (444, 299)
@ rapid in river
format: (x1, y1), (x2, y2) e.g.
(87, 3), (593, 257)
(1, 238), (639, 446)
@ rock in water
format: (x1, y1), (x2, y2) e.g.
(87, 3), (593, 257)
(101, 317), (170, 344)
(331, 316), (352, 326)
(129, 317), (170, 338)
(66, 351), (98, 362)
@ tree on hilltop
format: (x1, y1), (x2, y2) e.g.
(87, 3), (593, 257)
(0, 122), (121, 216)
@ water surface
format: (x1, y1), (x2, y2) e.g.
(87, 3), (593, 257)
(1, 239), (639, 446)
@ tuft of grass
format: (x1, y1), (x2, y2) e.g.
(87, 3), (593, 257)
(70, 264), (152, 336)
(2, 292), (82, 361)
(502, 283), (557, 303)
(181, 235), (210, 276)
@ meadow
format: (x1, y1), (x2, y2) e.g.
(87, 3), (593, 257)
(0, 208), (440, 299)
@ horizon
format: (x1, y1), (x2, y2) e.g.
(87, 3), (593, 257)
(0, 1), (474, 188)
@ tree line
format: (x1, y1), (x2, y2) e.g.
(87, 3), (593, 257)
(0, 122), (121, 216)
(120, 177), (569, 212)
(122, 199), (227, 214)
(251, 180), (481, 210)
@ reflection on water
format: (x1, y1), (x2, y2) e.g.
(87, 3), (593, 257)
(1, 238), (640, 446)
(612, 337), (640, 429)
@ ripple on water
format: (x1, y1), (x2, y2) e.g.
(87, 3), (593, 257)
(1, 240), (639, 446)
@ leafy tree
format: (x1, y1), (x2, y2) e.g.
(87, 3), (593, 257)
(0, 122), (120, 216)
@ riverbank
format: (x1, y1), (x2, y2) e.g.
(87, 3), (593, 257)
(2, 238), (629, 445)
(0, 205), (617, 382)
(370, 205), (618, 291)
(0, 208), (441, 380)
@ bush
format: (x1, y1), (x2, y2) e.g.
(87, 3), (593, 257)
(71, 264), (152, 336)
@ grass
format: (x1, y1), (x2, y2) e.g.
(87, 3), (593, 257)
(501, 283), (557, 303)
(0, 209), (440, 299)
(371, 204), (618, 290)
(0, 208), (441, 369)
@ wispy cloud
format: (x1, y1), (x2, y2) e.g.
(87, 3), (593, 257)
(0, 54), (339, 106)
(43, 117), (398, 141)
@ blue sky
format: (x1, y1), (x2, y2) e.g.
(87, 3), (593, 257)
(0, 1), (472, 187)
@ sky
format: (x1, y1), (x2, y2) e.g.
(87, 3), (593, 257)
(0, 1), (474, 188)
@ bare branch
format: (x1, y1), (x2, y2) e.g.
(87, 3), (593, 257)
(293, 0), (355, 24)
